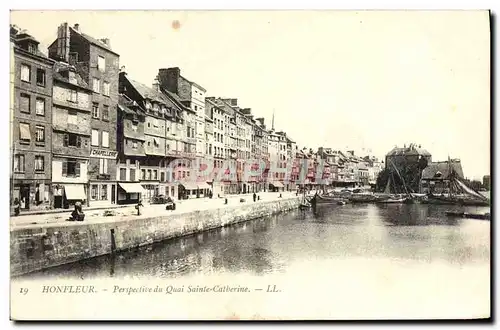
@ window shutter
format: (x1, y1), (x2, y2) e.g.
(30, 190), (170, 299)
(62, 161), (68, 176)
(104, 159), (108, 174)
(75, 162), (81, 177)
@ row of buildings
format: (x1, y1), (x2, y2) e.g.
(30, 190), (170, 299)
(10, 22), (385, 211)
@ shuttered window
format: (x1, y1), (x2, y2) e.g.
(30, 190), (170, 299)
(20, 94), (30, 113)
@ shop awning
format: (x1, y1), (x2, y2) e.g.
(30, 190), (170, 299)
(198, 182), (211, 190)
(270, 181), (284, 188)
(63, 184), (86, 200)
(119, 182), (147, 194)
(180, 182), (199, 190)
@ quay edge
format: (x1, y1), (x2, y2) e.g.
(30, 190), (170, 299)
(10, 197), (301, 277)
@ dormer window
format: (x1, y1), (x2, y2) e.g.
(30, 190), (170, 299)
(28, 43), (37, 54)
(145, 101), (151, 110)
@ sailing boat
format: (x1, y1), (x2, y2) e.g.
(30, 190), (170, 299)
(423, 158), (490, 207)
(376, 160), (412, 204)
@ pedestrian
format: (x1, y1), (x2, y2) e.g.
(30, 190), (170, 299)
(13, 198), (20, 216)
(253, 192), (256, 202)
(136, 200), (144, 216)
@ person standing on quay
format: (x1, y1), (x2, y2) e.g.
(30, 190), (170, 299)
(253, 192), (257, 202)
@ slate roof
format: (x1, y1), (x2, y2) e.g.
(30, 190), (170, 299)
(118, 94), (145, 116)
(421, 161), (464, 180)
(53, 62), (91, 90)
(386, 145), (432, 157)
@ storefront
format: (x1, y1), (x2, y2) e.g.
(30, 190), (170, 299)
(178, 182), (199, 199)
(52, 183), (87, 209)
(198, 182), (211, 198)
(88, 148), (118, 207)
(117, 182), (147, 205)
(12, 179), (51, 211)
(141, 182), (159, 202)
(269, 181), (285, 192)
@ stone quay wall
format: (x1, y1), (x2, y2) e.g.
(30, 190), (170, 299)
(11, 197), (301, 276)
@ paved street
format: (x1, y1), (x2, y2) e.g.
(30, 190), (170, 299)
(10, 191), (299, 229)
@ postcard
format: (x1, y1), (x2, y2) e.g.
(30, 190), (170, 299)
(9, 10), (491, 320)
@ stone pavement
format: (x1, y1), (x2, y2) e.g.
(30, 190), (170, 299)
(10, 191), (299, 230)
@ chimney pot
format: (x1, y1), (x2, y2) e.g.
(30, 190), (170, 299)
(73, 23), (80, 31)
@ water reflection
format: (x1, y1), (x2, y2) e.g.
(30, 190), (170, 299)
(19, 203), (490, 280)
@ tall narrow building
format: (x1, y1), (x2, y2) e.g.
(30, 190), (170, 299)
(48, 23), (120, 207)
(11, 26), (55, 211)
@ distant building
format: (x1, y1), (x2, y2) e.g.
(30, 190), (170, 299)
(384, 143), (431, 193)
(420, 160), (464, 194)
(482, 175), (490, 191)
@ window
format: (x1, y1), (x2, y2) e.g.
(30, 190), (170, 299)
(147, 169), (152, 180)
(130, 169), (136, 181)
(36, 68), (46, 86)
(21, 64), (30, 82)
(35, 126), (45, 143)
(98, 56), (105, 72)
(160, 172), (165, 182)
(68, 111), (78, 125)
(34, 155), (44, 171)
(119, 168), (126, 181)
(153, 119), (159, 128)
(92, 103), (99, 118)
(131, 123), (138, 132)
(14, 154), (25, 173)
(102, 105), (109, 121)
(101, 185), (108, 200)
(93, 78), (100, 93)
(153, 170), (158, 180)
(20, 94), (30, 113)
(99, 159), (108, 174)
(28, 43), (37, 54)
(62, 159), (80, 177)
(103, 82), (110, 96)
(141, 169), (146, 180)
(91, 184), (98, 200)
(91, 129), (99, 146)
(132, 141), (138, 149)
(63, 133), (82, 148)
(35, 98), (45, 116)
(101, 131), (109, 148)
(68, 90), (77, 103)
(19, 123), (31, 142)
(68, 71), (77, 84)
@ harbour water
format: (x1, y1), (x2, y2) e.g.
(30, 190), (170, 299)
(17, 203), (491, 319)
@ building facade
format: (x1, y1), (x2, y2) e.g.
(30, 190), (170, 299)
(49, 22), (120, 207)
(11, 28), (55, 211)
(51, 63), (92, 208)
(116, 93), (147, 204)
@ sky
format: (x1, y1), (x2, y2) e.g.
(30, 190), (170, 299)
(10, 10), (491, 180)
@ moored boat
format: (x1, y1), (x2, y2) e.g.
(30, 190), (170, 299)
(445, 211), (490, 220)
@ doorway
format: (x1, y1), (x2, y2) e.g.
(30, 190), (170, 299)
(20, 185), (30, 210)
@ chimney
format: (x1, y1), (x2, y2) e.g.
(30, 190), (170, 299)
(100, 38), (110, 47)
(230, 99), (238, 106)
(152, 77), (160, 91)
(73, 23), (80, 31)
(54, 22), (70, 63)
(158, 67), (180, 95)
